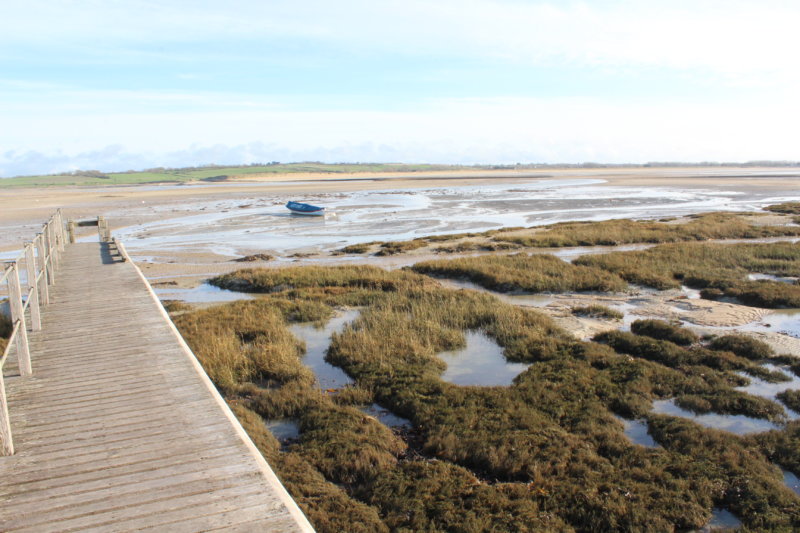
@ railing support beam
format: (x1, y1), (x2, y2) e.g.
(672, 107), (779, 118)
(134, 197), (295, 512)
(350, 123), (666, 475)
(6, 262), (31, 377)
(24, 243), (41, 331)
(0, 371), (12, 456)
(35, 233), (50, 305)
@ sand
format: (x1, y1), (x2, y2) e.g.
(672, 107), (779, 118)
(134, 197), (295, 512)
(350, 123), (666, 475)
(2, 166), (798, 353)
(2, 166), (798, 248)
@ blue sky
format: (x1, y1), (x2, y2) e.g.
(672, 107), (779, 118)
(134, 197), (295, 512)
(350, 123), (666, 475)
(2, 0), (799, 176)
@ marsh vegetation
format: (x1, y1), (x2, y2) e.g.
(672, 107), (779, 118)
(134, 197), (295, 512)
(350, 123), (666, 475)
(173, 253), (800, 531)
(576, 241), (800, 308)
(571, 305), (624, 320)
(412, 253), (627, 293)
(765, 202), (800, 215)
(0, 311), (11, 354)
(335, 211), (800, 259)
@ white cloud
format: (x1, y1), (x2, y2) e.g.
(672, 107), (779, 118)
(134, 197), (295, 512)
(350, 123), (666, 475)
(4, 0), (800, 82)
(3, 1), (799, 174)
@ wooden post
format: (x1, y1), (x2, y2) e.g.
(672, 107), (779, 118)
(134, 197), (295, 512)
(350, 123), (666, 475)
(48, 221), (59, 271)
(42, 227), (53, 286)
(67, 220), (76, 244)
(97, 216), (110, 242)
(35, 234), (50, 305)
(56, 210), (65, 251)
(0, 371), (13, 456)
(24, 243), (41, 331)
(6, 262), (31, 376)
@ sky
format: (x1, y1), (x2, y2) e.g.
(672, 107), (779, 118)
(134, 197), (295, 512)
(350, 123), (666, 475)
(1, 0), (799, 176)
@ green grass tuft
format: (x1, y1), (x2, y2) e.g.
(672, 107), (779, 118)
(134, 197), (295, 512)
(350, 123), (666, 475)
(631, 319), (699, 346)
(571, 305), (624, 320)
(413, 253), (628, 293)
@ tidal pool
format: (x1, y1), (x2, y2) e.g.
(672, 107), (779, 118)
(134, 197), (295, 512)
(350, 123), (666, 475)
(361, 403), (412, 429)
(736, 363), (800, 420)
(696, 508), (741, 531)
(265, 419), (300, 441)
(748, 273), (798, 283)
(438, 330), (529, 386)
(783, 469), (800, 496)
(615, 416), (659, 448)
(651, 399), (781, 434)
(154, 282), (254, 303)
(741, 309), (800, 338)
(290, 309), (359, 390)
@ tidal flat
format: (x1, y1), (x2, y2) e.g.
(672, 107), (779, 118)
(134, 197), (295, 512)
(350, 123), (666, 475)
(5, 171), (800, 531)
(160, 195), (800, 532)
(173, 211), (800, 531)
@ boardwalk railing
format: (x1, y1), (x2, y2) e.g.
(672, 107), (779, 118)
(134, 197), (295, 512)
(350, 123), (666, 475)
(1, 210), (67, 455)
(0, 212), (130, 455)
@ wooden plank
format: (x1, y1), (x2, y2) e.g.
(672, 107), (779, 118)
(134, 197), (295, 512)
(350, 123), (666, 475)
(0, 242), (313, 532)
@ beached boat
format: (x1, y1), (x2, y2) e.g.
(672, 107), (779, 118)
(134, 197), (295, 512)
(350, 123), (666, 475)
(286, 201), (325, 216)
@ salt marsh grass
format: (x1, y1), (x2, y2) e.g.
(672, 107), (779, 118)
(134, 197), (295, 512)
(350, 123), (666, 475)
(348, 212), (800, 258)
(577, 241), (800, 307)
(413, 253), (627, 293)
(174, 263), (800, 531)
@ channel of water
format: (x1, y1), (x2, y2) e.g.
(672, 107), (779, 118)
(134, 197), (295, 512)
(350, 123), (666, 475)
(651, 399), (781, 434)
(288, 309), (360, 391)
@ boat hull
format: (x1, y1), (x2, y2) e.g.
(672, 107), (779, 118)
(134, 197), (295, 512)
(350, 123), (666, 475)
(288, 209), (325, 216)
(286, 201), (326, 216)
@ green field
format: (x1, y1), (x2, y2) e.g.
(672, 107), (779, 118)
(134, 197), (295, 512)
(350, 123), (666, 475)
(0, 163), (482, 188)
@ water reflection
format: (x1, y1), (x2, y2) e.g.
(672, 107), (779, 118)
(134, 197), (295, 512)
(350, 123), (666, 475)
(438, 331), (529, 386)
(265, 419), (300, 441)
(154, 282), (254, 303)
(615, 416), (659, 448)
(741, 309), (800, 339)
(783, 469), (800, 496)
(290, 309), (359, 390)
(361, 403), (412, 428)
(652, 399), (781, 434)
(736, 363), (800, 420)
(695, 508), (741, 532)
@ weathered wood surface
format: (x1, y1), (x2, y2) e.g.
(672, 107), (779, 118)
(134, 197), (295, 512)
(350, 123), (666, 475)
(0, 242), (313, 532)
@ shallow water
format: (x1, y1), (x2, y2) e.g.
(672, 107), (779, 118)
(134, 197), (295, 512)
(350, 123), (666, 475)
(360, 403), (412, 428)
(438, 330), (529, 386)
(736, 363), (800, 420)
(741, 309), (800, 338)
(615, 416), (659, 448)
(681, 286), (702, 299)
(698, 508), (742, 531)
(290, 309), (359, 390)
(154, 282), (254, 303)
(748, 273), (798, 283)
(651, 399), (781, 434)
(265, 419), (300, 441)
(112, 179), (783, 258)
(783, 469), (800, 496)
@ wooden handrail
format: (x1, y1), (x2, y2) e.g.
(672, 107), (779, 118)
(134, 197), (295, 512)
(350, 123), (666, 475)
(0, 209), (66, 456)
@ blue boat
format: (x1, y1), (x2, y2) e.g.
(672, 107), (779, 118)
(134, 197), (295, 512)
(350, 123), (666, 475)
(286, 201), (325, 216)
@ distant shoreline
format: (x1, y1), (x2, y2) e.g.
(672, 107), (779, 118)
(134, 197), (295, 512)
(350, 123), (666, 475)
(2, 162), (799, 189)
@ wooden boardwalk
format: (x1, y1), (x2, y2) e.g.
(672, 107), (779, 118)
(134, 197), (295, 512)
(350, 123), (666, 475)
(0, 242), (313, 532)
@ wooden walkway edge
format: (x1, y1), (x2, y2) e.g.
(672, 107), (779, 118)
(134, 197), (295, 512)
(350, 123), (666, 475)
(0, 242), (314, 532)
